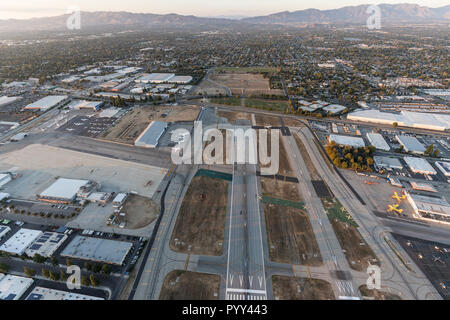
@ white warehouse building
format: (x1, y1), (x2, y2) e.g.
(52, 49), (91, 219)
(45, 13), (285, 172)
(328, 134), (366, 148)
(404, 156), (437, 175)
(347, 110), (450, 132)
(367, 133), (390, 151)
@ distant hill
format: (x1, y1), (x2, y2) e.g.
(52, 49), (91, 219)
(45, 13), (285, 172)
(243, 4), (450, 25)
(0, 4), (449, 32)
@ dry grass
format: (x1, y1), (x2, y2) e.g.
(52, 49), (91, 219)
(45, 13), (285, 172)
(272, 276), (335, 300)
(159, 270), (220, 300)
(264, 203), (322, 266)
(121, 195), (159, 229)
(170, 176), (228, 256)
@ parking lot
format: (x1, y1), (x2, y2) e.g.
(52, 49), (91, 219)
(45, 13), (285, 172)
(58, 115), (117, 138)
(393, 234), (450, 300)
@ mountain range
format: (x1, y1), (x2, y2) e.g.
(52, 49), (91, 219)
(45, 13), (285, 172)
(0, 3), (449, 32)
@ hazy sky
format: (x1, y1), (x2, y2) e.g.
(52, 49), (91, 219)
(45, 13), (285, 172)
(0, 0), (447, 20)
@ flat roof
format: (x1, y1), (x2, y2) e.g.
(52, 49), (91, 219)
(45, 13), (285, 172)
(367, 133), (390, 151)
(61, 236), (133, 265)
(435, 161), (450, 177)
(39, 178), (90, 200)
(396, 135), (426, 153)
(0, 226), (11, 239)
(323, 104), (347, 114)
(135, 121), (168, 148)
(26, 287), (104, 301)
(169, 75), (193, 83)
(348, 110), (450, 131)
(404, 157), (437, 175)
(0, 275), (34, 300)
(0, 96), (21, 107)
(113, 193), (128, 203)
(137, 73), (175, 83)
(0, 229), (43, 255)
(25, 231), (68, 258)
(23, 96), (68, 111)
(408, 193), (450, 217)
(328, 134), (365, 148)
(374, 156), (403, 169)
(67, 100), (103, 110)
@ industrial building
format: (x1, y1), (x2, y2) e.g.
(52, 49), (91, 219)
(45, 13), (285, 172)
(347, 110), (450, 132)
(0, 275), (34, 300)
(135, 121), (168, 148)
(323, 104), (347, 115)
(0, 173), (12, 189)
(435, 161), (450, 177)
(135, 73), (175, 84)
(0, 96), (21, 108)
(404, 157), (437, 175)
(168, 75), (193, 84)
(410, 181), (437, 193)
(328, 134), (365, 148)
(26, 287), (104, 301)
(113, 193), (128, 208)
(61, 236), (133, 265)
(396, 135), (426, 155)
(25, 232), (68, 258)
(374, 156), (403, 171)
(38, 178), (94, 204)
(367, 133), (390, 151)
(0, 193), (9, 202)
(0, 226), (11, 241)
(67, 100), (104, 111)
(0, 229), (43, 255)
(23, 95), (68, 112)
(407, 192), (450, 225)
(87, 192), (112, 205)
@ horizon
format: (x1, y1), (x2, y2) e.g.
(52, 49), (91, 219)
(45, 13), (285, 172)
(0, 1), (448, 20)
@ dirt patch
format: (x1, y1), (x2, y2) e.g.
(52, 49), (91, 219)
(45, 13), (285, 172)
(100, 105), (200, 145)
(159, 270), (220, 300)
(279, 138), (293, 176)
(217, 110), (251, 124)
(255, 114), (281, 127)
(120, 195), (159, 229)
(211, 73), (284, 97)
(360, 285), (401, 300)
(261, 178), (302, 202)
(170, 176), (228, 256)
(283, 117), (304, 127)
(272, 276), (335, 300)
(323, 197), (379, 272)
(264, 203), (322, 266)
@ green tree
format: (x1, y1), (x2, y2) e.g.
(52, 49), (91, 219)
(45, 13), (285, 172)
(24, 267), (36, 277)
(89, 274), (99, 287)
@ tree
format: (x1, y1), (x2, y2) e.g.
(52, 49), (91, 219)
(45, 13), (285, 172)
(393, 122), (399, 128)
(42, 268), (50, 278)
(0, 263), (9, 273)
(24, 267), (36, 277)
(81, 275), (90, 287)
(89, 274), (99, 287)
(33, 254), (46, 264)
(66, 258), (72, 266)
(102, 264), (112, 275)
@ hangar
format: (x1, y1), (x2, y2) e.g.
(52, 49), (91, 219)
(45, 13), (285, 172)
(374, 156), (403, 171)
(135, 121), (168, 148)
(23, 96), (68, 111)
(38, 178), (93, 203)
(407, 193), (450, 225)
